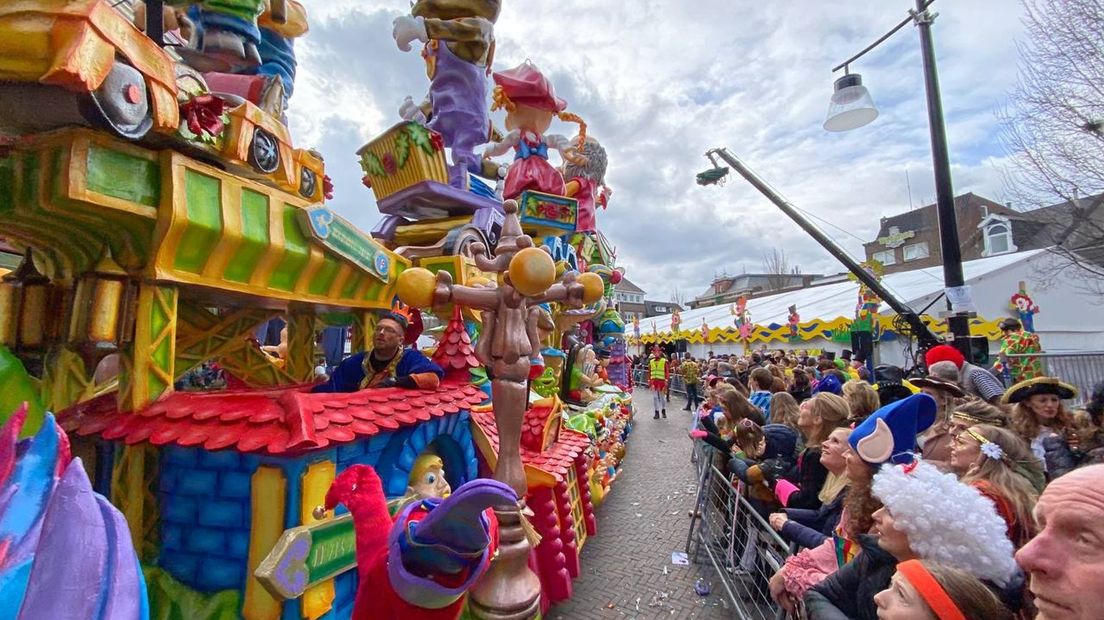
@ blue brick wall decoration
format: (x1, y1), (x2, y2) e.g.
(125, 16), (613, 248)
(351, 412), (479, 500)
(156, 446), (260, 593)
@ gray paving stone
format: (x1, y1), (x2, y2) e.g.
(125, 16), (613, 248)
(549, 390), (735, 619)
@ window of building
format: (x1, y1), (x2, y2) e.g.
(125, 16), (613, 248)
(903, 242), (930, 261)
(873, 250), (896, 265)
(985, 223), (1012, 255)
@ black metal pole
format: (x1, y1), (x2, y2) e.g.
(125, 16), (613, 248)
(914, 1), (972, 360)
(146, 0), (165, 47)
(708, 148), (941, 348)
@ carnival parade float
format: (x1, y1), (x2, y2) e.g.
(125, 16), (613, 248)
(0, 1), (632, 618)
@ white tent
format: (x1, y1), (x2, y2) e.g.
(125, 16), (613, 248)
(636, 249), (1102, 366)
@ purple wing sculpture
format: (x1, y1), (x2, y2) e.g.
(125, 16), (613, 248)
(0, 406), (149, 620)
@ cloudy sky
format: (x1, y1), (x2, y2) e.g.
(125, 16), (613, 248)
(288, 0), (1026, 304)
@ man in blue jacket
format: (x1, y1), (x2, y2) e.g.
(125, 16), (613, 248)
(312, 311), (443, 392)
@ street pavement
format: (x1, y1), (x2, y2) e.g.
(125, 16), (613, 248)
(549, 390), (734, 619)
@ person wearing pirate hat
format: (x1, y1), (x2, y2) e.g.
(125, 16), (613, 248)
(313, 305), (443, 393)
(1003, 377), (1079, 480)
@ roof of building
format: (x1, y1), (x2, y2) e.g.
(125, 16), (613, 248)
(469, 402), (590, 486)
(645, 300), (682, 314)
(645, 250), (1051, 333)
(58, 380), (487, 456)
(614, 277), (645, 294)
(871, 193), (1011, 239)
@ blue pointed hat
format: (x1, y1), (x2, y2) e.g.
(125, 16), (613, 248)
(848, 393), (937, 465)
(814, 374), (842, 395)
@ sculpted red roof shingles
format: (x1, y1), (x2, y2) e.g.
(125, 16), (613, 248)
(470, 405), (590, 484)
(433, 306), (482, 376)
(57, 380), (486, 456)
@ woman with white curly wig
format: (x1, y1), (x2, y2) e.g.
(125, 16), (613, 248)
(804, 460), (1022, 620)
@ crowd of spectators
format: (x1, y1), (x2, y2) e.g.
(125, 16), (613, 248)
(633, 342), (1104, 619)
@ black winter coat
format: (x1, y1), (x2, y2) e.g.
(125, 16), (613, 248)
(780, 489), (846, 550)
(804, 535), (895, 620)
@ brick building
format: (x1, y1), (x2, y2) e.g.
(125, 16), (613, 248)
(613, 277), (647, 322)
(863, 192), (1104, 274)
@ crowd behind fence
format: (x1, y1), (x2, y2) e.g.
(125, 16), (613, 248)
(685, 440), (791, 620)
(634, 349), (1104, 405)
(645, 350), (1104, 620)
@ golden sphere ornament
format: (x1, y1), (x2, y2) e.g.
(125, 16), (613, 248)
(508, 248), (556, 296)
(576, 272), (605, 304)
(396, 268), (436, 307)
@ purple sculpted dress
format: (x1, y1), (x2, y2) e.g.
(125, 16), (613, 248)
(427, 42), (490, 180)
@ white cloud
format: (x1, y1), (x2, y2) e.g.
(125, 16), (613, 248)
(290, 0), (1027, 303)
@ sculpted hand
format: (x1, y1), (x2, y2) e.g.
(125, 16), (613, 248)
(392, 15), (427, 51)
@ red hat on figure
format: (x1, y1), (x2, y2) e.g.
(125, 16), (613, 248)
(493, 61), (567, 112)
(925, 344), (965, 369)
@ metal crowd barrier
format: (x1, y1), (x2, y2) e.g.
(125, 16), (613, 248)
(630, 370), (689, 395)
(1003, 351), (1104, 406)
(685, 441), (791, 620)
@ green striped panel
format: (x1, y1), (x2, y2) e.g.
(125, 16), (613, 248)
(148, 288), (176, 399)
(85, 144), (160, 207)
(225, 188), (270, 283)
(340, 273), (362, 299)
(174, 170), (223, 274)
(308, 254), (341, 296)
(268, 205), (309, 291)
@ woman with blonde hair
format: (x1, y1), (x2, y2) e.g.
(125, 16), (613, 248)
(769, 391), (801, 430)
(842, 380), (880, 424)
(769, 393), (851, 510)
(950, 424), (1042, 548)
(1003, 377), (1078, 480)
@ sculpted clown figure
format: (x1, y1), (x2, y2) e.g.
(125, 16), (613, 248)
(393, 0), (502, 185)
(484, 61), (587, 199)
(561, 135), (611, 232)
(324, 465), (516, 620)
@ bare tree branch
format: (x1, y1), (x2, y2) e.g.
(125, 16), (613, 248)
(761, 248), (790, 291)
(1002, 0), (1104, 298)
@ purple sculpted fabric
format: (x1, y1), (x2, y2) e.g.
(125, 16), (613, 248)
(427, 42), (490, 177)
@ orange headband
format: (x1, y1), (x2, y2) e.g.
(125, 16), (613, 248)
(896, 560), (966, 620)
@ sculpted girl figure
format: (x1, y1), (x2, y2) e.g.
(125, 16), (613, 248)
(483, 61), (586, 200)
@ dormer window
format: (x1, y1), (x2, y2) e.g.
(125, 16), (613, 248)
(978, 214), (1017, 257)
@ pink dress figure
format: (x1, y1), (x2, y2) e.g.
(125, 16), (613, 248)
(563, 136), (610, 232)
(484, 61), (586, 200)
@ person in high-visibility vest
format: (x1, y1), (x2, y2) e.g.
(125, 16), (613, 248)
(649, 347), (669, 419)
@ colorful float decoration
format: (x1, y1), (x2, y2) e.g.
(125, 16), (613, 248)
(0, 1), (633, 618)
(1009, 281), (1039, 333)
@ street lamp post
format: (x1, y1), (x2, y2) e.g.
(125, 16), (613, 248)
(824, 0), (974, 362)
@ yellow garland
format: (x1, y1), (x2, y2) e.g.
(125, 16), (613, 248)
(627, 315), (1007, 345)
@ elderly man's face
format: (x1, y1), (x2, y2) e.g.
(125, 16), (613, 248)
(1016, 465), (1104, 620)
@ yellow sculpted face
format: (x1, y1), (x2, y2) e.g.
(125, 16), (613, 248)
(408, 454), (451, 499)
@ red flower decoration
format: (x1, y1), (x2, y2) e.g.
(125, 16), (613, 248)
(180, 94), (226, 138)
(429, 131), (444, 152)
(361, 174), (373, 189)
(323, 174), (334, 200)
(382, 153), (397, 175)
